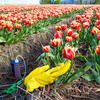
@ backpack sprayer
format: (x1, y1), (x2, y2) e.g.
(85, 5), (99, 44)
(0, 55), (26, 98)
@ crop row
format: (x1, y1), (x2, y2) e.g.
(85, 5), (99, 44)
(0, 5), (88, 44)
(37, 6), (100, 91)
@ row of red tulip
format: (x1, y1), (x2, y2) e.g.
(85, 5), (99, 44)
(39, 6), (100, 85)
(0, 5), (88, 44)
(42, 7), (94, 60)
(0, 5), (91, 13)
(0, 5), (84, 29)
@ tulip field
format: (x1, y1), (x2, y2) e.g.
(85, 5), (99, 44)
(39, 5), (100, 85)
(0, 4), (100, 100)
(0, 5), (86, 44)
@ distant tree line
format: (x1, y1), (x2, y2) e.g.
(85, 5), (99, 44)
(95, 0), (100, 4)
(40, 0), (61, 4)
(40, 0), (100, 4)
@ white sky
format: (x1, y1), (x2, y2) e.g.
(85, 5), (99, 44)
(0, 0), (40, 4)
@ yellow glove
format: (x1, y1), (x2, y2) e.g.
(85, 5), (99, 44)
(24, 65), (50, 86)
(24, 60), (71, 92)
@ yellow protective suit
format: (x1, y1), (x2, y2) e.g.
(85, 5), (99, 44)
(24, 60), (71, 92)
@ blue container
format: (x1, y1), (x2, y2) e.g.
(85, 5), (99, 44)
(11, 60), (21, 73)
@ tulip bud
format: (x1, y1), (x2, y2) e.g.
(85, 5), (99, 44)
(14, 32), (18, 35)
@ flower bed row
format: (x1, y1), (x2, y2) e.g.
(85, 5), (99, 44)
(0, 5), (37, 13)
(0, 5), (88, 44)
(37, 5), (100, 90)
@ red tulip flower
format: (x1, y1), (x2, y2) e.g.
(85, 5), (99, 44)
(0, 25), (2, 30)
(97, 33), (100, 40)
(82, 22), (89, 28)
(28, 21), (34, 26)
(54, 31), (63, 39)
(72, 32), (79, 39)
(55, 26), (62, 31)
(14, 23), (22, 29)
(61, 25), (67, 30)
(43, 45), (50, 53)
(38, 15), (43, 20)
(5, 23), (10, 28)
(51, 39), (61, 47)
(44, 16), (48, 20)
(86, 15), (92, 19)
(1, 21), (6, 27)
(96, 45), (100, 55)
(77, 28), (81, 32)
(7, 27), (13, 31)
(97, 25), (100, 30)
(83, 18), (90, 23)
(65, 36), (72, 42)
(62, 45), (75, 60)
(12, 17), (17, 23)
(95, 20), (100, 26)
(66, 28), (73, 36)
(96, 12), (100, 19)
(70, 20), (80, 30)
(91, 26), (99, 35)
(7, 24), (13, 31)
(76, 15), (81, 20)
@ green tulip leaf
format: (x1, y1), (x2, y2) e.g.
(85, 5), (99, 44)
(82, 74), (95, 81)
(64, 69), (85, 84)
(95, 63), (100, 75)
(96, 76), (100, 84)
(91, 69), (98, 78)
(54, 75), (64, 92)
(47, 53), (55, 58)
(0, 37), (6, 43)
(37, 53), (45, 61)
(63, 66), (91, 84)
